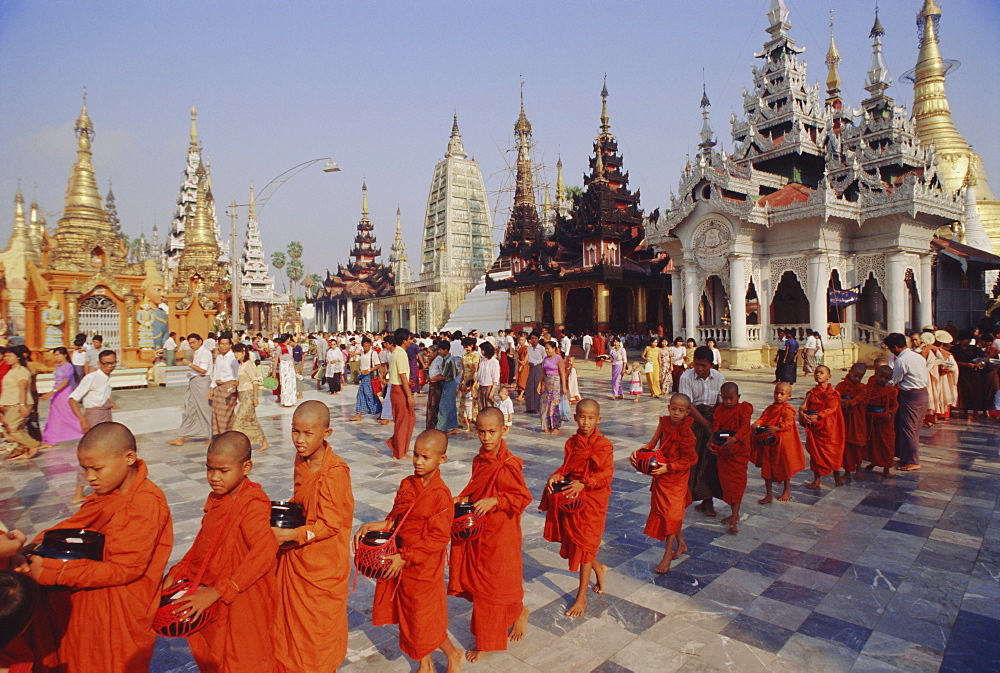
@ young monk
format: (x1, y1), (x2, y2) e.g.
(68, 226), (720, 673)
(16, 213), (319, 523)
(15, 422), (173, 673)
(541, 399), (613, 617)
(799, 365), (846, 489)
(449, 407), (532, 661)
(630, 393), (698, 573)
(709, 382), (753, 534)
(753, 382), (806, 504)
(165, 431), (278, 673)
(272, 401), (355, 673)
(836, 363), (870, 479)
(864, 365), (899, 478)
(356, 429), (463, 673)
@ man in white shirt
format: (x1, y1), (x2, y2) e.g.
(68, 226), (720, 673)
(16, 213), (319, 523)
(450, 332), (466, 358)
(84, 335), (104, 374)
(803, 331), (818, 374)
(167, 333), (214, 446)
(582, 333), (593, 362)
(313, 333), (329, 390)
(524, 333), (546, 414)
(209, 333), (239, 437)
(67, 348), (118, 503)
(678, 345), (726, 516)
(325, 342), (346, 394)
(560, 334), (572, 357)
(204, 332), (217, 356)
(163, 331), (178, 366)
(886, 332), (928, 471)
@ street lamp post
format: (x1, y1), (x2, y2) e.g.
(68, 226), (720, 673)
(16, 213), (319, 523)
(226, 157), (340, 331)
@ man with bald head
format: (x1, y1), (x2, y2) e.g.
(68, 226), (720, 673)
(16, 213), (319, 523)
(273, 401), (354, 672)
(15, 422), (173, 673)
(166, 430), (278, 672)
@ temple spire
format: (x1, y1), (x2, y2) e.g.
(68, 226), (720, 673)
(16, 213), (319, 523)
(825, 10), (842, 103)
(513, 87), (536, 207)
(556, 156), (565, 201)
(446, 113), (467, 159)
(190, 105), (199, 147)
(912, 0), (970, 155)
(766, 0), (791, 39)
(361, 180), (369, 218)
(389, 206), (412, 290)
(698, 81), (717, 157)
(12, 188), (28, 240)
(62, 96), (106, 218)
(865, 4), (891, 97)
(599, 75), (611, 140)
(248, 182), (256, 220)
(187, 161), (215, 247)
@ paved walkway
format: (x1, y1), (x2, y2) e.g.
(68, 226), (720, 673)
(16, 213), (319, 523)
(2, 362), (998, 673)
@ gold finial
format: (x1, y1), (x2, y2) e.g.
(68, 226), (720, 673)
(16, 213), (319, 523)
(248, 182), (256, 219)
(825, 9), (842, 96)
(594, 143), (606, 182)
(556, 155), (565, 199)
(185, 162), (215, 248)
(12, 187), (27, 238)
(361, 181), (369, 218)
(600, 74), (610, 136)
(190, 105), (199, 146)
(515, 81), (531, 136)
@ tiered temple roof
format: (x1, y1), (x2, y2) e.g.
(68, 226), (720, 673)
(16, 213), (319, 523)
(239, 184), (286, 305)
(388, 207), (413, 294)
(170, 159), (227, 293)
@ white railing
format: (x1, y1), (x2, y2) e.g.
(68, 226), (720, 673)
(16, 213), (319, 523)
(697, 325), (732, 346)
(746, 325), (763, 343)
(854, 323), (888, 345)
(769, 324), (809, 342)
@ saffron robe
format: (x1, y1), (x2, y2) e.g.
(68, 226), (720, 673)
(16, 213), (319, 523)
(540, 429), (615, 570)
(26, 460), (173, 673)
(173, 479), (278, 673)
(643, 416), (698, 539)
(753, 402), (805, 481)
(449, 442), (532, 651)
(274, 445), (355, 673)
(711, 402), (753, 506)
(865, 384), (899, 468)
(801, 384), (846, 476)
(835, 378), (869, 472)
(373, 472), (453, 660)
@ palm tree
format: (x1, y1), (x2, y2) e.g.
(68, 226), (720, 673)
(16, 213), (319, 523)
(286, 259), (304, 298)
(271, 251), (286, 292)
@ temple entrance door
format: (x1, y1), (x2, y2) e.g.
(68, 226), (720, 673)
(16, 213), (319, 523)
(905, 269), (919, 332)
(564, 288), (595, 334)
(699, 276), (729, 326)
(542, 292), (554, 328)
(78, 295), (121, 353)
(856, 274), (887, 330)
(610, 287), (633, 333)
(770, 271), (809, 327)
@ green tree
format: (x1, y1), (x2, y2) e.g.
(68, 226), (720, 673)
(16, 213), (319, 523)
(271, 251), (287, 292)
(285, 242), (303, 298)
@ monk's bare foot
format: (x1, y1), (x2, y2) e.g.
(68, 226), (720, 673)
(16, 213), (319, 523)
(654, 556), (673, 573)
(465, 649), (485, 663)
(565, 597), (587, 617)
(805, 478), (821, 489)
(834, 472), (845, 487)
(758, 494), (774, 505)
(446, 648), (463, 673)
(417, 654), (435, 673)
(855, 468), (864, 479)
(882, 467), (892, 479)
(377, 419), (391, 425)
(592, 561), (607, 594)
(777, 490), (792, 502)
(864, 463), (876, 472)
(671, 541), (688, 560)
(256, 443), (270, 452)
(348, 414), (362, 422)
(703, 503), (716, 517)
(728, 520), (739, 534)
(719, 514), (733, 525)
(509, 606), (529, 641)
(166, 438), (185, 446)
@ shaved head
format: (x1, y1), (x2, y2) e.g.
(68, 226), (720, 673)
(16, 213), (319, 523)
(876, 365), (893, 377)
(476, 407), (505, 428)
(775, 382), (792, 394)
(293, 400), (330, 429)
(873, 358), (888, 368)
(414, 429), (448, 456)
(670, 393), (691, 408)
(208, 431), (252, 463)
(78, 422), (136, 456)
(720, 382), (740, 395)
(850, 363), (867, 375)
(816, 365), (831, 375)
(576, 398), (600, 415)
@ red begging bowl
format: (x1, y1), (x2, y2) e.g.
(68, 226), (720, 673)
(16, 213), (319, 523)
(451, 502), (484, 541)
(153, 580), (217, 638)
(633, 448), (664, 475)
(354, 531), (403, 579)
(550, 480), (585, 512)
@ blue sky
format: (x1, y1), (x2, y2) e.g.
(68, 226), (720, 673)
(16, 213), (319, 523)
(1, 0), (998, 286)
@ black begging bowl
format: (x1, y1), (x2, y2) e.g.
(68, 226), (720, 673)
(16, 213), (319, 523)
(32, 529), (105, 561)
(270, 501), (306, 529)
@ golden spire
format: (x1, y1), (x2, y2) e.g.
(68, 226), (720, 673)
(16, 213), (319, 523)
(12, 188), (27, 239)
(28, 195), (40, 250)
(248, 182), (256, 220)
(825, 10), (842, 97)
(61, 96), (107, 218)
(593, 142), (606, 182)
(361, 180), (369, 219)
(912, 0), (970, 156)
(190, 105), (199, 147)
(514, 84), (531, 136)
(599, 75), (611, 139)
(556, 156), (565, 201)
(186, 162), (216, 247)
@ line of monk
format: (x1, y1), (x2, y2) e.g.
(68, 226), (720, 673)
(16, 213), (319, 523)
(0, 360), (902, 672)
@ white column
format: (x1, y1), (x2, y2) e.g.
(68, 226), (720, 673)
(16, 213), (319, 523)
(808, 251), (827, 335)
(919, 253), (933, 329)
(671, 268), (684, 340)
(729, 255), (748, 348)
(885, 252), (907, 334)
(334, 299), (342, 333)
(346, 297), (354, 332)
(683, 253), (699, 341)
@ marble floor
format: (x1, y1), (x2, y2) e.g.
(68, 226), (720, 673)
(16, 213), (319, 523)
(2, 362), (998, 673)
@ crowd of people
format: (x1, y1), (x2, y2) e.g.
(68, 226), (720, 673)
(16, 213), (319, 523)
(0, 319), (997, 672)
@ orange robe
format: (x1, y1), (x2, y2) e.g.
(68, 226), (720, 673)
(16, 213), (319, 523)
(835, 379), (869, 472)
(540, 429), (615, 568)
(172, 479), (278, 673)
(373, 472), (453, 660)
(449, 442), (532, 652)
(865, 384), (899, 468)
(25, 460), (172, 673)
(711, 402), (753, 506)
(753, 403), (805, 481)
(274, 445), (354, 673)
(801, 384), (846, 476)
(643, 416), (698, 539)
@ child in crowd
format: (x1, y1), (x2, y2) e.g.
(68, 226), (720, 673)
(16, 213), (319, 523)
(15, 423), (172, 673)
(166, 431), (278, 672)
(272, 401), (355, 672)
(836, 363), (870, 479)
(865, 365), (899, 478)
(753, 382), (806, 504)
(629, 363), (643, 402)
(799, 365), (846, 489)
(449, 408), (531, 662)
(710, 382), (753, 534)
(566, 356), (581, 402)
(542, 399), (614, 615)
(497, 385), (514, 427)
(358, 430), (463, 672)
(631, 393), (698, 573)
(461, 387), (476, 432)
